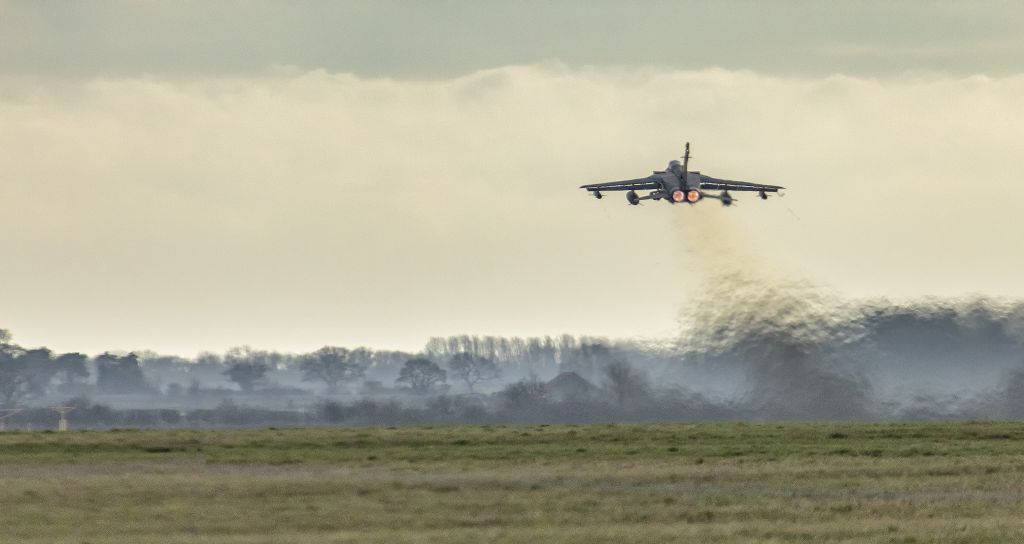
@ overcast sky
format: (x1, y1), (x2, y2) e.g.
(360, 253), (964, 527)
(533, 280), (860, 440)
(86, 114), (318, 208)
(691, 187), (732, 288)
(3, 1), (1024, 77)
(3, 1), (1024, 356)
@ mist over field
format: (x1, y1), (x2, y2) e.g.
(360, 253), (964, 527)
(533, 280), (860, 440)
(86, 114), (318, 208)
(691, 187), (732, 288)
(4, 278), (1024, 428)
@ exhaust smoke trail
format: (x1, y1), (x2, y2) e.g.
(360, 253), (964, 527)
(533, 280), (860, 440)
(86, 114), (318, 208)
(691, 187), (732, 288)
(672, 205), (872, 419)
(670, 204), (1024, 420)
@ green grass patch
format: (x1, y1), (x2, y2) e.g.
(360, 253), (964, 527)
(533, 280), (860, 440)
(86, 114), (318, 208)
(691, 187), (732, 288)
(2, 421), (1024, 542)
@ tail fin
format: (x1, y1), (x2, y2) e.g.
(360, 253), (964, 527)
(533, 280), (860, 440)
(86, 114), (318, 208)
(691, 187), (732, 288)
(682, 142), (690, 174)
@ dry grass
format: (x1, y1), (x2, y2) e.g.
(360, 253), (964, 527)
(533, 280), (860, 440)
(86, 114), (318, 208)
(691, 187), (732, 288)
(2, 422), (1024, 542)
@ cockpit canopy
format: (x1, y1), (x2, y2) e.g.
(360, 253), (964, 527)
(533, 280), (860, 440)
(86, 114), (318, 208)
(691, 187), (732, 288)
(668, 160), (682, 175)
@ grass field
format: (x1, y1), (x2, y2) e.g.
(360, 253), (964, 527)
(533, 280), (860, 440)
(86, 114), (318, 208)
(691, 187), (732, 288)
(3, 422), (1024, 543)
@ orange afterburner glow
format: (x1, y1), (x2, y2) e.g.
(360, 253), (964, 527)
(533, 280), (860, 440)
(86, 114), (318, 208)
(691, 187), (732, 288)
(687, 190), (701, 203)
(672, 190), (685, 202)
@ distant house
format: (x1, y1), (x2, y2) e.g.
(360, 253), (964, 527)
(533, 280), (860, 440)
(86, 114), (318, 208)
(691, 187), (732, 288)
(545, 372), (598, 402)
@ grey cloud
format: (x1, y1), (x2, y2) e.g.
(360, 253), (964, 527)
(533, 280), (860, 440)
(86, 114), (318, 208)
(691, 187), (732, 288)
(2, 1), (1023, 78)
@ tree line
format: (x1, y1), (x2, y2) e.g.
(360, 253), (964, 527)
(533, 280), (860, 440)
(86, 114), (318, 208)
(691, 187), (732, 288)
(0, 328), (631, 408)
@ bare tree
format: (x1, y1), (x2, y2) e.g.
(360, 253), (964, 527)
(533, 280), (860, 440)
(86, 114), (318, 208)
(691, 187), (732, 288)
(447, 353), (501, 393)
(396, 358), (446, 393)
(603, 360), (648, 409)
(224, 346), (286, 370)
(499, 379), (548, 411)
(300, 346), (365, 393)
(561, 342), (614, 381)
(223, 362), (269, 392)
(222, 346), (275, 392)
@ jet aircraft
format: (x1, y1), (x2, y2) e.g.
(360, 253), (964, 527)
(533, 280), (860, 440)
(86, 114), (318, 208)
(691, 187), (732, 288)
(580, 143), (783, 206)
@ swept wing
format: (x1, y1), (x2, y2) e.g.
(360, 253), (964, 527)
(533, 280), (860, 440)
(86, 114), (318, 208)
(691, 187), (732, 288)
(579, 176), (661, 192)
(698, 175), (784, 193)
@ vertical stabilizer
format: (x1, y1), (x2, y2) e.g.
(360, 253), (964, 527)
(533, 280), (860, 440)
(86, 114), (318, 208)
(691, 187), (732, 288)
(682, 142), (690, 175)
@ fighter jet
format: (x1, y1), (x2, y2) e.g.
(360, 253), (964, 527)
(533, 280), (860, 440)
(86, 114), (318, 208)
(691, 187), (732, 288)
(580, 143), (783, 206)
